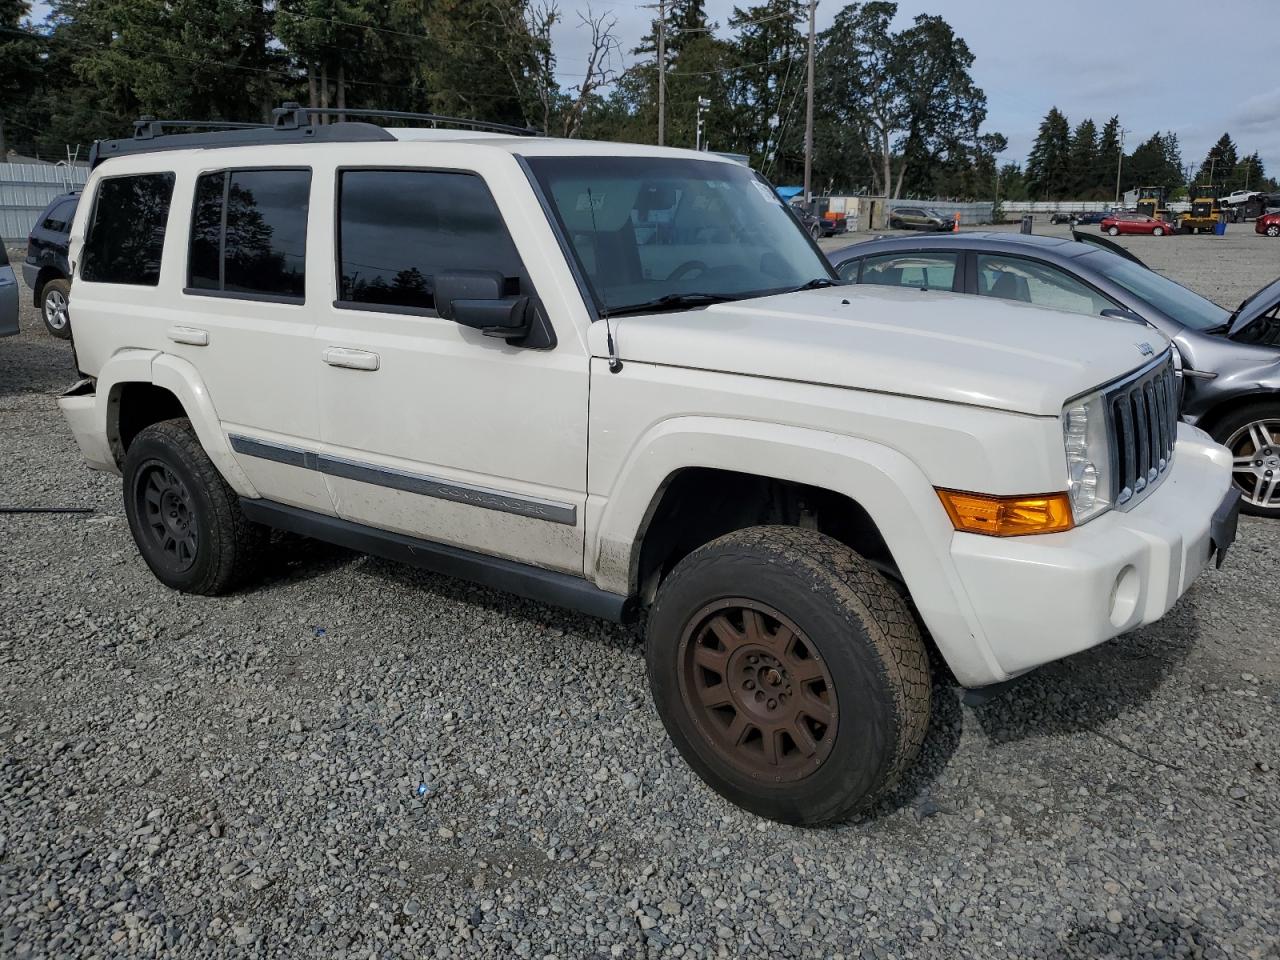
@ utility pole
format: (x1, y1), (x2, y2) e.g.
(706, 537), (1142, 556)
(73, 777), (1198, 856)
(1114, 127), (1126, 204)
(803, 0), (817, 205)
(656, 0), (667, 147)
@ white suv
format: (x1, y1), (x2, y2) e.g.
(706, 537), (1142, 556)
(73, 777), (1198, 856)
(58, 107), (1240, 824)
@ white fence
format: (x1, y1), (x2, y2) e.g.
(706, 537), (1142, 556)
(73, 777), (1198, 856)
(1001, 200), (1192, 216)
(0, 163), (89, 243)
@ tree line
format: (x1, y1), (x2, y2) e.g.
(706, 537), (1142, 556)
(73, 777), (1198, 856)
(2, 0), (1004, 198)
(1002, 106), (1276, 203)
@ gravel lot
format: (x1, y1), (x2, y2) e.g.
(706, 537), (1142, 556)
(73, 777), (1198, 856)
(2, 230), (1278, 959)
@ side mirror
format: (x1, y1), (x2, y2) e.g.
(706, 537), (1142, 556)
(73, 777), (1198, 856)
(434, 270), (530, 340)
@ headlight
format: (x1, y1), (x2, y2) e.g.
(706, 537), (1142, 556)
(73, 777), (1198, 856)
(1062, 391), (1113, 524)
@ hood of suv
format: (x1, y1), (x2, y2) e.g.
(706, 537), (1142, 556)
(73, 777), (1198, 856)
(605, 286), (1167, 416)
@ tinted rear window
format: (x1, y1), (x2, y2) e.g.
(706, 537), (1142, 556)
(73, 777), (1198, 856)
(186, 168), (310, 299)
(81, 173), (175, 285)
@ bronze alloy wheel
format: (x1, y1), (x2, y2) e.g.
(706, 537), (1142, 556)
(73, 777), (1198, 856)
(677, 598), (837, 781)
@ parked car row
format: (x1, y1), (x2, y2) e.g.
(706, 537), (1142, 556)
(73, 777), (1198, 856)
(827, 231), (1280, 516)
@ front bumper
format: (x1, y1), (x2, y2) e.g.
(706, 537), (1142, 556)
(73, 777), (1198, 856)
(948, 423), (1234, 682)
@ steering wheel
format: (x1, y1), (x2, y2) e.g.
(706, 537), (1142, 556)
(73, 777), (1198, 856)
(667, 260), (708, 281)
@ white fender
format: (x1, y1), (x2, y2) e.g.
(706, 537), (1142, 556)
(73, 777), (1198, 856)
(586, 416), (1003, 686)
(151, 353), (259, 498)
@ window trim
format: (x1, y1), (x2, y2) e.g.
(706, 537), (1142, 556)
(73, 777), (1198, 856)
(331, 164), (534, 320)
(80, 171), (176, 287)
(183, 165), (312, 305)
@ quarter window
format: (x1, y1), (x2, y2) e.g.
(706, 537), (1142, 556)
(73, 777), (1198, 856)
(187, 168), (310, 300)
(336, 169), (526, 313)
(81, 173), (175, 285)
(42, 199), (76, 232)
(859, 252), (957, 291)
(976, 254), (1113, 316)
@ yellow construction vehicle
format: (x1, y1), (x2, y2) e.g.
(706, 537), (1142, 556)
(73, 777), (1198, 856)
(1135, 186), (1169, 221)
(1177, 184), (1223, 234)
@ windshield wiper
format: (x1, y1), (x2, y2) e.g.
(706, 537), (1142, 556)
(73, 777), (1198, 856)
(606, 293), (738, 317)
(789, 277), (841, 292)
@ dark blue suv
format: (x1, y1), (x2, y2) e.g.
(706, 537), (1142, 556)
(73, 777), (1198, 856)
(22, 192), (79, 339)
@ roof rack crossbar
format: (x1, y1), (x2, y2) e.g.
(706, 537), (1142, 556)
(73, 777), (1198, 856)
(133, 117), (272, 140)
(271, 102), (541, 137)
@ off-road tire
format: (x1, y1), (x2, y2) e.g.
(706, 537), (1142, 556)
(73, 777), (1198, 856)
(122, 418), (267, 594)
(40, 278), (72, 339)
(646, 526), (931, 825)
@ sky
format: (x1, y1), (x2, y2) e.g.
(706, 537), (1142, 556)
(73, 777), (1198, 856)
(549, 0), (1280, 174)
(27, 0), (1279, 176)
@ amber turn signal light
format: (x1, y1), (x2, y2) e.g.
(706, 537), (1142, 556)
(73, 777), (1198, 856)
(935, 489), (1075, 537)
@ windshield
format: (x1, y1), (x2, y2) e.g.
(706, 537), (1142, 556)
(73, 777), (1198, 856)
(525, 155), (834, 316)
(1082, 249), (1230, 331)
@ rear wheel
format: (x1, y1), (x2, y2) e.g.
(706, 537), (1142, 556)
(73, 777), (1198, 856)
(646, 526), (930, 825)
(1213, 403), (1280, 518)
(123, 419), (268, 593)
(40, 279), (72, 339)
(888, 218), (903, 230)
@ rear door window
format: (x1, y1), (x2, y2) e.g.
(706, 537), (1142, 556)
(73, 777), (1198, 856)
(81, 173), (175, 285)
(186, 168), (310, 300)
(858, 252), (958, 291)
(976, 253), (1113, 315)
(336, 169), (527, 314)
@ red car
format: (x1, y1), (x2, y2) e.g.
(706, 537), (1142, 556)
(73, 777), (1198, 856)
(1257, 211), (1280, 237)
(1099, 213), (1173, 236)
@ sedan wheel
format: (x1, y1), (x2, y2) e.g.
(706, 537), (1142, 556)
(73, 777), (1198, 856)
(1221, 411), (1280, 517)
(1152, 226), (1164, 236)
(1107, 226), (1120, 236)
(1267, 224), (1280, 237)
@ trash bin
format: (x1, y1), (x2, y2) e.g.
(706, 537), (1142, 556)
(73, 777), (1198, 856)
(1213, 220), (1227, 236)
(1020, 215), (1033, 235)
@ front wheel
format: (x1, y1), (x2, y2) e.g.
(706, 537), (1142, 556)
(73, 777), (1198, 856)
(1107, 226), (1120, 236)
(646, 526), (931, 825)
(40, 279), (72, 339)
(123, 419), (268, 593)
(1267, 224), (1280, 237)
(1153, 226), (1164, 236)
(1214, 404), (1280, 518)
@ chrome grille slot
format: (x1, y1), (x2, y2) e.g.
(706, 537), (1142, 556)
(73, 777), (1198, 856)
(1108, 356), (1178, 508)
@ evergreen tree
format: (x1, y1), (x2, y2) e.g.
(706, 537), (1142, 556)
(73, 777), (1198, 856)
(1025, 106), (1071, 199)
(1095, 115), (1122, 201)
(1066, 118), (1096, 198)
(1194, 132), (1239, 188)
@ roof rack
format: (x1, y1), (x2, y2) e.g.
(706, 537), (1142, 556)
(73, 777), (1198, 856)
(133, 117), (271, 140)
(272, 102), (541, 137)
(88, 102), (540, 169)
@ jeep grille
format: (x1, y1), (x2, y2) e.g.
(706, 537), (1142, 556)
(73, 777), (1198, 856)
(1107, 355), (1179, 508)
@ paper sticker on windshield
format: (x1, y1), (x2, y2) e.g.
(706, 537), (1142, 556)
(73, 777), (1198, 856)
(575, 193), (605, 212)
(751, 180), (783, 205)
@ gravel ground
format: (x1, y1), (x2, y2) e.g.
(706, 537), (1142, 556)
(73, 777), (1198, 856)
(2, 232), (1278, 959)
